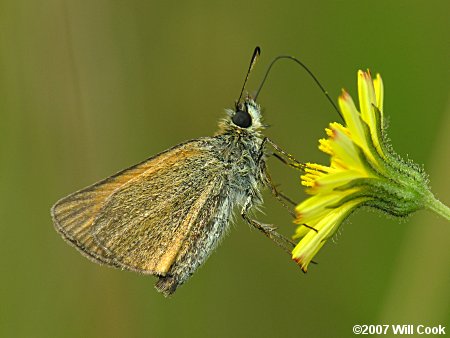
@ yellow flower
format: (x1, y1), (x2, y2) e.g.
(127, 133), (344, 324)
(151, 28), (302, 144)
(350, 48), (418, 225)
(292, 70), (450, 272)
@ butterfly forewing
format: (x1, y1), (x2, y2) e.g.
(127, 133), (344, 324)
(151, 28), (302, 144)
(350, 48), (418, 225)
(52, 138), (223, 275)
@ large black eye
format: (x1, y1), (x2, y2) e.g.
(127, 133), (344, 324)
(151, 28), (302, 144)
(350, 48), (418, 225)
(232, 109), (252, 128)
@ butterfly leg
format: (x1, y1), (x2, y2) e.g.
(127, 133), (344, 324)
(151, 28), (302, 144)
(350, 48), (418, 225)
(241, 196), (295, 255)
(258, 137), (298, 214)
(264, 169), (297, 216)
(265, 137), (304, 171)
(261, 142), (320, 234)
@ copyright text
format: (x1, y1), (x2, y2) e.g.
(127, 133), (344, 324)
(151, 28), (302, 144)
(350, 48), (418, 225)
(352, 324), (446, 335)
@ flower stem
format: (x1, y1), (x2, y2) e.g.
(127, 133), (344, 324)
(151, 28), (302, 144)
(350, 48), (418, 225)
(424, 192), (450, 221)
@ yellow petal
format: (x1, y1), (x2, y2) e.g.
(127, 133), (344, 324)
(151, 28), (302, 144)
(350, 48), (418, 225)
(358, 70), (377, 129)
(292, 211), (337, 271)
(338, 89), (367, 151)
(314, 170), (367, 193)
(373, 73), (384, 131)
(319, 138), (333, 156)
(357, 70), (384, 156)
(373, 73), (384, 112)
(295, 190), (356, 224)
(327, 124), (366, 172)
(292, 198), (364, 271)
(305, 162), (333, 173)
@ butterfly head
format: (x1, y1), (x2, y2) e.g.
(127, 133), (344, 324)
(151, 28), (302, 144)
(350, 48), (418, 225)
(219, 96), (264, 135)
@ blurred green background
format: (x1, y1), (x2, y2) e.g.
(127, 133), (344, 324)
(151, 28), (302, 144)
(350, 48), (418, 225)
(1, 1), (449, 337)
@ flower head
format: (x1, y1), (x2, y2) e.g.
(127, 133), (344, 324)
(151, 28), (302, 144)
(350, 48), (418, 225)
(292, 70), (449, 272)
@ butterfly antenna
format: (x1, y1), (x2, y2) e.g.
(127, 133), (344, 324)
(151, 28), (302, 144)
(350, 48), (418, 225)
(254, 55), (343, 121)
(236, 46), (261, 107)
